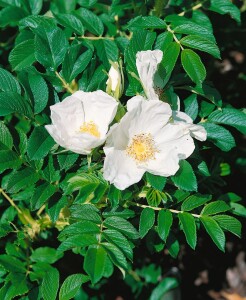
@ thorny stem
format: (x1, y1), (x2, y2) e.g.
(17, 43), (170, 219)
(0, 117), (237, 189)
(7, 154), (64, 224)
(55, 71), (75, 94)
(167, 25), (184, 50)
(0, 188), (22, 214)
(128, 201), (200, 218)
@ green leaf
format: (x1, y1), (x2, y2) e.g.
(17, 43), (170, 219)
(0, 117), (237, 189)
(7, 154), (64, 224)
(212, 215), (241, 238)
(166, 233), (180, 258)
(84, 245), (107, 284)
(107, 185), (121, 207)
(201, 201), (231, 216)
(127, 16), (166, 30)
(69, 204), (101, 223)
(41, 268), (60, 300)
(179, 212), (197, 249)
(202, 123), (236, 152)
(171, 160), (197, 192)
(125, 30), (156, 74)
(31, 247), (63, 264)
(55, 13), (84, 35)
(34, 23), (69, 69)
(28, 74), (49, 114)
(0, 254), (26, 273)
(207, 0), (241, 23)
(139, 207), (155, 238)
(75, 8), (104, 36)
(57, 152), (79, 170)
(180, 35), (220, 59)
(59, 274), (89, 300)
(160, 42), (180, 86)
(58, 234), (98, 252)
(103, 216), (139, 239)
(230, 203), (246, 218)
(0, 6), (27, 27)
(103, 229), (133, 261)
(0, 91), (32, 117)
(27, 126), (55, 160)
(208, 108), (246, 135)
(77, 0), (97, 8)
(6, 167), (40, 193)
(146, 173), (166, 191)
(62, 46), (93, 83)
(101, 242), (127, 270)
(181, 49), (206, 85)
(181, 194), (212, 211)
(58, 220), (100, 239)
(150, 277), (178, 300)
(9, 39), (36, 71)
(184, 94), (198, 121)
(0, 150), (21, 173)
(94, 39), (119, 68)
(146, 188), (167, 207)
(154, 31), (173, 52)
(200, 216), (225, 251)
(0, 122), (13, 149)
(30, 182), (57, 210)
(157, 209), (173, 242)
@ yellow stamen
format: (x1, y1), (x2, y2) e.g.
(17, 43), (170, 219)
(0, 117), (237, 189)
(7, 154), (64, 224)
(79, 121), (100, 138)
(126, 133), (159, 163)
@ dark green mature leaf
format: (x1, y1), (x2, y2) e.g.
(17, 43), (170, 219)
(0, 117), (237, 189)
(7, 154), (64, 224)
(125, 30), (156, 74)
(58, 234), (98, 252)
(9, 39), (36, 71)
(30, 182), (57, 210)
(180, 35), (220, 59)
(206, 0), (241, 23)
(107, 185), (121, 207)
(28, 74), (49, 114)
(181, 49), (206, 85)
(41, 268), (59, 300)
(0, 150), (21, 173)
(179, 212), (197, 249)
(184, 94), (198, 120)
(101, 242), (127, 270)
(171, 160), (197, 192)
(160, 42), (180, 86)
(139, 207), (155, 238)
(202, 123), (236, 152)
(146, 173), (166, 191)
(6, 167), (40, 193)
(0, 6), (27, 27)
(150, 277), (178, 300)
(166, 233), (180, 258)
(181, 194), (212, 211)
(0, 92), (32, 117)
(0, 254), (26, 273)
(154, 31), (173, 52)
(62, 46), (93, 83)
(208, 108), (246, 135)
(1, 273), (29, 299)
(59, 274), (89, 300)
(201, 201), (231, 216)
(31, 247), (63, 264)
(94, 39), (119, 68)
(127, 16), (166, 30)
(84, 245), (107, 284)
(27, 126), (55, 160)
(35, 23), (69, 69)
(69, 204), (101, 223)
(75, 8), (104, 36)
(57, 152), (79, 170)
(104, 216), (139, 239)
(0, 223), (12, 239)
(0, 122), (13, 149)
(55, 13), (84, 35)
(212, 215), (241, 237)
(200, 216), (225, 251)
(103, 229), (133, 261)
(58, 220), (100, 239)
(157, 210), (173, 242)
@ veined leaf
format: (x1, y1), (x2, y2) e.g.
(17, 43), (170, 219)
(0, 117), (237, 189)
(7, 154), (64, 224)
(179, 212), (197, 249)
(150, 277), (179, 300)
(201, 201), (231, 216)
(0, 122), (13, 149)
(139, 207), (155, 238)
(184, 94), (198, 121)
(146, 173), (166, 191)
(103, 216), (139, 239)
(30, 182), (57, 210)
(41, 268), (59, 300)
(157, 210), (173, 242)
(212, 215), (241, 237)
(181, 194), (212, 211)
(101, 242), (128, 270)
(127, 16), (166, 30)
(75, 8), (104, 36)
(59, 274), (89, 300)
(58, 234), (98, 252)
(58, 220), (100, 239)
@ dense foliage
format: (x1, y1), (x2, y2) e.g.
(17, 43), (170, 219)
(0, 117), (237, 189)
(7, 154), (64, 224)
(0, 0), (245, 299)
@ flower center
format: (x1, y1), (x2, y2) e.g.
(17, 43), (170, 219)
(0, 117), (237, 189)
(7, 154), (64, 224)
(79, 121), (100, 138)
(126, 133), (159, 163)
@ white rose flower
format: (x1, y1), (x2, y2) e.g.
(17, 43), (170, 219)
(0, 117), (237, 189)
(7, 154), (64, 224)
(136, 50), (163, 100)
(103, 97), (206, 190)
(106, 62), (123, 99)
(45, 90), (118, 154)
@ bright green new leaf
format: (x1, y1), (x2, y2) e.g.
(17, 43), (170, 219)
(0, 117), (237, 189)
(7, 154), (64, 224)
(139, 207), (155, 238)
(179, 212), (197, 249)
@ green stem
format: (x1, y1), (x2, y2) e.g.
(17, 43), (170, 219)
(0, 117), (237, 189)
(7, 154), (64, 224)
(70, 35), (114, 41)
(0, 188), (22, 214)
(167, 25), (184, 50)
(55, 71), (75, 94)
